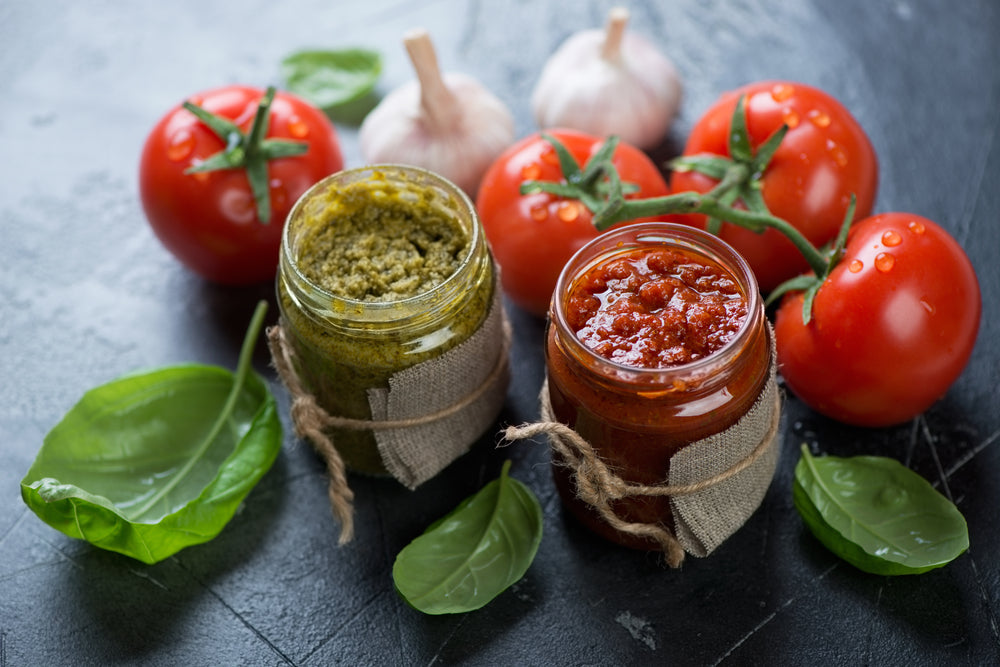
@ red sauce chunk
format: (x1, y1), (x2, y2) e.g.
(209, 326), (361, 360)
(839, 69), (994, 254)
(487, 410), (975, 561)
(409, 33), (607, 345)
(565, 247), (748, 368)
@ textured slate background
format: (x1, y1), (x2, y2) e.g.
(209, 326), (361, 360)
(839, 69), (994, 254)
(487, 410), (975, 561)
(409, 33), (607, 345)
(2, 0), (998, 664)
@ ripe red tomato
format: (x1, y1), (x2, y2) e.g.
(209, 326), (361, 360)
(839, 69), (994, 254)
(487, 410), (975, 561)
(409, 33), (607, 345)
(139, 85), (344, 285)
(774, 213), (980, 427)
(476, 129), (671, 316)
(671, 81), (878, 292)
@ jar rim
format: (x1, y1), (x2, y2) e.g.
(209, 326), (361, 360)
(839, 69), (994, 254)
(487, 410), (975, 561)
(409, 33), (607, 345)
(280, 164), (482, 317)
(551, 222), (763, 383)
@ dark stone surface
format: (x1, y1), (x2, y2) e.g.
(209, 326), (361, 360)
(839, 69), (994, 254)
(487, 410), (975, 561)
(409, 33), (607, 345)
(2, 0), (998, 664)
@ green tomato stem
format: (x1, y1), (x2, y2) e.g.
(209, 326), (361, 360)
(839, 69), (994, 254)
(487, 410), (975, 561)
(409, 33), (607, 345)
(709, 160), (751, 198)
(594, 186), (830, 278)
(182, 88), (308, 225)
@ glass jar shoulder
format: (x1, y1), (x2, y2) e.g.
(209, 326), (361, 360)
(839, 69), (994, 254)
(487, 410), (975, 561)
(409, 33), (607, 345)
(545, 308), (771, 441)
(278, 258), (494, 377)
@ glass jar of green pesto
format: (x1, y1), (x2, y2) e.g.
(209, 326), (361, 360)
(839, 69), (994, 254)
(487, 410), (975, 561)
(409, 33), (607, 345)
(276, 165), (503, 479)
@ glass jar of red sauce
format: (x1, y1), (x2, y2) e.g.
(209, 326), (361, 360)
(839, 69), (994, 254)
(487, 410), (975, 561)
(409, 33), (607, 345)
(545, 222), (773, 551)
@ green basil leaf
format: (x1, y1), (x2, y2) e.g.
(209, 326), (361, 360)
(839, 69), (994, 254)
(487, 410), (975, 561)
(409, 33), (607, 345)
(793, 444), (969, 575)
(393, 460), (543, 614)
(20, 301), (282, 565)
(282, 48), (382, 110)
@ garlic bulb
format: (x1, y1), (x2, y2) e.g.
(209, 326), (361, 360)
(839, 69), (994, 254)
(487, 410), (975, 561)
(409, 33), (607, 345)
(359, 29), (515, 197)
(531, 7), (682, 151)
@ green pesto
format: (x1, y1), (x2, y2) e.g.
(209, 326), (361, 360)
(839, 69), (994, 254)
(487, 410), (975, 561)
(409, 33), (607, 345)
(277, 168), (494, 475)
(296, 180), (469, 302)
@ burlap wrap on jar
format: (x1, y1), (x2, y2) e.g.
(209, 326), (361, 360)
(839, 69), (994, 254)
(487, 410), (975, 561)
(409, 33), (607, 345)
(268, 287), (509, 544)
(506, 341), (782, 569)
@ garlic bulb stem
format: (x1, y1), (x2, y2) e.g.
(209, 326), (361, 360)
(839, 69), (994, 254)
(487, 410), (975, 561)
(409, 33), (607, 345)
(403, 28), (460, 131)
(601, 7), (629, 62)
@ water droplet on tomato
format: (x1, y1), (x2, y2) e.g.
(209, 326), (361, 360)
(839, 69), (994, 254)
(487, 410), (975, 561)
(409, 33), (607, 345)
(521, 163), (542, 180)
(782, 108), (800, 128)
(875, 252), (895, 273)
(530, 204), (549, 221)
(286, 114), (309, 138)
(541, 146), (560, 166)
(908, 220), (926, 235)
(881, 230), (902, 247)
(771, 83), (795, 102)
(807, 109), (831, 128)
(221, 188), (256, 223)
(186, 160), (210, 183)
(848, 259), (863, 273)
(920, 299), (936, 315)
(167, 129), (195, 161)
(826, 139), (848, 167)
(270, 179), (288, 211)
(557, 201), (580, 222)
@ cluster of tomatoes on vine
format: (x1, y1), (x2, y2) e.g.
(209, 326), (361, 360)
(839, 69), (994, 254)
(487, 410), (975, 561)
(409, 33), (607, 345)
(137, 80), (980, 430)
(474, 80), (980, 429)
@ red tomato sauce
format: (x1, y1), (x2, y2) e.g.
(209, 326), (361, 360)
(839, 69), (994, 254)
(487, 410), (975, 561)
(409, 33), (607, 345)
(565, 248), (749, 368)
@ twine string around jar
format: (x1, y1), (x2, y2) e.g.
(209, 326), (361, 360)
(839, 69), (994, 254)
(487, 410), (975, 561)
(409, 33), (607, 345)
(267, 318), (512, 544)
(503, 380), (781, 568)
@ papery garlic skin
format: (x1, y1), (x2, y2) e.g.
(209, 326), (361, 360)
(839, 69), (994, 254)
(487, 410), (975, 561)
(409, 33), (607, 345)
(360, 29), (515, 198)
(360, 73), (513, 197)
(531, 11), (682, 151)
